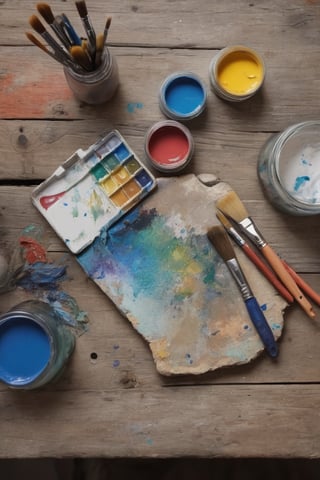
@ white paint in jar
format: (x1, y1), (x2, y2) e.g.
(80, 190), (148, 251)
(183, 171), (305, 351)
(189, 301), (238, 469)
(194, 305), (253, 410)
(257, 121), (320, 215)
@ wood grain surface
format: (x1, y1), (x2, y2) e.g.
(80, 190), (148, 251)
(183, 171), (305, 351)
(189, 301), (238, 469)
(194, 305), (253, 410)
(0, 0), (320, 459)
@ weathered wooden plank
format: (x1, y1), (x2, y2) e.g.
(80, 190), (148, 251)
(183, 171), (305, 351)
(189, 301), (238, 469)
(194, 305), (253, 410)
(0, 384), (320, 458)
(1, 46), (320, 128)
(1, 0), (320, 51)
(0, 196), (319, 389)
(1, 186), (319, 272)
(1, 0), (320, 461)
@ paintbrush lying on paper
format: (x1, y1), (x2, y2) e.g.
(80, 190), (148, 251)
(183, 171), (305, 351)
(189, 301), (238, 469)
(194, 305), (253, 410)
(216, 191), (315, 319)
(216, 211), (294, 304)
(207, 225), (279, 358)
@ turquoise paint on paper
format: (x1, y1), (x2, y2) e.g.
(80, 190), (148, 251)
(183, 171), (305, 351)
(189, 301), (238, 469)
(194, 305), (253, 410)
(78, 207), (222, 340)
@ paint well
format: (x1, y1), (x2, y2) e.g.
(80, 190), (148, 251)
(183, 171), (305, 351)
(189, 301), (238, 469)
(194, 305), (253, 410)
(122, 179), (141, 197)
(217, 50), (263, 95)
(102, 154), (119, 171)
(147, 125), (190, 168)
(114, 166), (131, 184)
(136, 170), (153, 187)
(163, 75), (206, 117)
(0, 316), (51, 386)
(111, 189), (129, 207)
(91, 163), (107, 180)
(125, 158), (140, 174)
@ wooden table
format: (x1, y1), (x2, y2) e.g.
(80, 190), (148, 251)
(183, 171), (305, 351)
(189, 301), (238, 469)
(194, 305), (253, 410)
(1, 0), (320, 459)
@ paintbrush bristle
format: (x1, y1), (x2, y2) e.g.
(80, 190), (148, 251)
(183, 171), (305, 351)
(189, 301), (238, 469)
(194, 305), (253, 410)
(105, 16), (112, 31)
(70, 45), (91, 70)
(96, 32), (104, 52)
(26, 31), (47, 52)
(216, 191), (249, 223)
(75, 0), (88, 18)
(36, 3), (55, 24)
(207, 225), (235, 262)
(216, 210), (233, 230)
(29, 14), (46, 34)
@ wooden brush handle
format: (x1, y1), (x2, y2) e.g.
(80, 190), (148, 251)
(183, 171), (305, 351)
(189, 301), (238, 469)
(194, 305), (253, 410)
(282, 260), (320, 307)
(242, 243), (294, 304)
(261, 244), (316, 319)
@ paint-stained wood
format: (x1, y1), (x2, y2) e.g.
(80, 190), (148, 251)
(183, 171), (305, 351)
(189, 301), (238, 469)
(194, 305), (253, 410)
(0, 0), (320, 460)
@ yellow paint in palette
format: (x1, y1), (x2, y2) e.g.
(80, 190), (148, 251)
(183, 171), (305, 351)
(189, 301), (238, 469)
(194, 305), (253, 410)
(209, 45), (265, 101)
(101, 176), (117, 195)
(110, 189), (128, 207)
(122, 179), (141, 197)
(113, 166), (131, 184)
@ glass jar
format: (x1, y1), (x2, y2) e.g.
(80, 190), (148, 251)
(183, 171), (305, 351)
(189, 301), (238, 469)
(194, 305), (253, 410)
(257, 121), (320, 215)
(0, 300), (75, 389)
(64, 48), (119, 105)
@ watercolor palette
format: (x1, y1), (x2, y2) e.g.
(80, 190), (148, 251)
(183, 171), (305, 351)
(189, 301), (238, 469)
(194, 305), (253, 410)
(32, 131), (157, 253)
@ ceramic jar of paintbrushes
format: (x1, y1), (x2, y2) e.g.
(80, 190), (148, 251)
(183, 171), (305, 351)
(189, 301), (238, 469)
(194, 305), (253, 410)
(27, 2), (119, 105)
(63, 47), (119, 104)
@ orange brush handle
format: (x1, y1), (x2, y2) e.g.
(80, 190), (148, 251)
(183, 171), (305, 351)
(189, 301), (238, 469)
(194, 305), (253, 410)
(261, 244), (315, 319)
(282, 260), (320, 307)
(242, 243), (293, 304)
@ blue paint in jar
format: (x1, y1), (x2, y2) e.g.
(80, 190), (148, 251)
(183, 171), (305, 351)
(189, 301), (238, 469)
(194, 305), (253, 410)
(159, 72), (207, 121)
(0, 316), (51, 386)
(0, 301), (75, 389)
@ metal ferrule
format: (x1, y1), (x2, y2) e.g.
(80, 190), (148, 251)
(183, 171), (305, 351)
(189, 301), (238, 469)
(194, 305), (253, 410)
(239, 217), (266, 248)
(228, 226), (245, 247)
(226, 258), (253, 301)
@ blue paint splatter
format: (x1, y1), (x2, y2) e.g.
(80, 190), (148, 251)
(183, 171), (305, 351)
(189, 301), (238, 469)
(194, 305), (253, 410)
(113, 359), (120, 367)
(260, 303), (267, 311)
(17, 262), (67, 289)
(294, 176), (310, 192)
(272, 323), (281, 330)
(127, 102), (144, 113)
(185, 353), (193, 364)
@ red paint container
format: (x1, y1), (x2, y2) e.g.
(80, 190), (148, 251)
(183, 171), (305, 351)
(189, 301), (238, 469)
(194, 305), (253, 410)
(145, 120), (194, 173)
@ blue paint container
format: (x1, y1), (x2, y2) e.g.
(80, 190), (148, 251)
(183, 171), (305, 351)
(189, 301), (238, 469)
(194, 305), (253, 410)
(159, 72), (207, 121)
(0, 300), (75, 389)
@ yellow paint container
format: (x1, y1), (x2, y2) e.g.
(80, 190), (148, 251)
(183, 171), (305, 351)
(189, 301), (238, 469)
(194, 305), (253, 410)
(209, 45), (265, 102)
